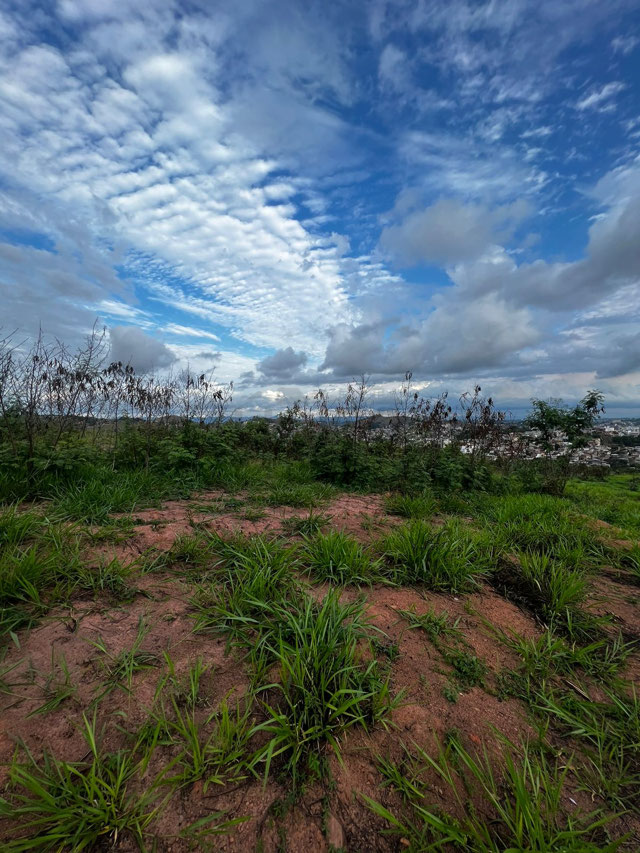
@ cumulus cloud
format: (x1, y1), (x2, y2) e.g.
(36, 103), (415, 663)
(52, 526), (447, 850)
(1, 0), (639, 413)
(258, 346), (308, 379)
(109, 326), (176, 372)
(321, 293), (539, 378)
(445, 185), (640, 312)
(380, 197), (531, 266)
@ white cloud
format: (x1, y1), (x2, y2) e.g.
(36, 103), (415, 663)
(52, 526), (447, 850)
(611, 35), (639, 55)
(576, 81), (626, 111)
(162, 323), (221, 342)
(1, 0), (639, 412)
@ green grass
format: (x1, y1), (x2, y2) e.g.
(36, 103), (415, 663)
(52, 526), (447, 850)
(537, 685), (640, 809)
(385, 492), (437, 519)
(260, 482), (334, 508)
(398, 605), (462, 644)
(497, 628), (632, 698)
(300, 529), (384, 585)
(0, 506), (142, 642)
(0, 517), (83, 641)
(251, 590), (399, 786)
(0, 506), (44, 548)
(69, 556), (134, 600)
(382, 520), (489, 592)
(619, 545), (640, 583)
(519, 551), (587, 616)
(364, 735), (620, 852)
(566, 474), (640, 538)
(156, 653), (211, 710)
(161, 696), (254, 790)
(168, 532), (215, 572)
(0, 712), (163, 851)
(492, 550), (598, 640)
(28, 652), (77, 717)
(281, 510), (331, 536)
(193, 534), (297, 644)
(49, 470), (164, 524)
(90, 618), (159, 698)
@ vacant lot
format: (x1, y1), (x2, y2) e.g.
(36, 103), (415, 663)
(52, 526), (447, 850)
(1, 473), (639, 851)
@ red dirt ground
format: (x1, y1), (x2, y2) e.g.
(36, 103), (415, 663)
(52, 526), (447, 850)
(1, 491), (639, 851)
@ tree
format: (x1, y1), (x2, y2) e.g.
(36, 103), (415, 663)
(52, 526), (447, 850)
(525, 390), (605, 450)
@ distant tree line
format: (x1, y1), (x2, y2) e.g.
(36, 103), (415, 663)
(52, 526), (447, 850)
(0, 328), (605, 502)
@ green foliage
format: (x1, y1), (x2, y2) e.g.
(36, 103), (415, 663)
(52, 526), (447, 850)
(0, 712), (162, 851)
(364, 735), (619, 852)
(525, 390), (605, 449)
(251, 590), (398, 786)
(382, 520), (490, 592)
(443, 648), (488, 691)
(300, 530), (384, 585)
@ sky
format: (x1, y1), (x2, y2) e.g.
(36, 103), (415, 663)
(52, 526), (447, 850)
(1, 0), (640, 417)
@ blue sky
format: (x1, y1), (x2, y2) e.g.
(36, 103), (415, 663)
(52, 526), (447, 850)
(1, 0), (640, 416)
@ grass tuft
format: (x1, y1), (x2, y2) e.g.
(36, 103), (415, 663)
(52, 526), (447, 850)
(300, 529), (384, 585)
(382, 520), (488, 592)
(0, 712), (162, 851)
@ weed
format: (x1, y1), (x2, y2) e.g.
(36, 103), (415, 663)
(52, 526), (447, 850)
(70, 556), (133, 600)
(165, 696), (254, 790)
(282, 510), (331, 536)
(498, 628), (632, 697)
(537, 685), (640, 808)
(0, 712), (162, 851)
(300, 530), (384, 585)
(28, 651), (77, 717)
(385, 493), (436, 519)
(261, 482), (333, 508)
(443, 683), (459, 703)
(193, 535), (296, 644)
(619, 545), (640, 583)
(363, 735), (620, 852)
(91, 617), (158, 697)
(376, 746), (426, 802)
(382, 520), (488, 593)
(168, 533), (213, 569)
(0, 505), (43, 548)
(372, 637), (400, 661)
(157, 653), (210, 710)
(242, 507), (267, 522)
(251, 590), (399, 787)
(398, 605), (462, 644)
(443, 648), (488, 691)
